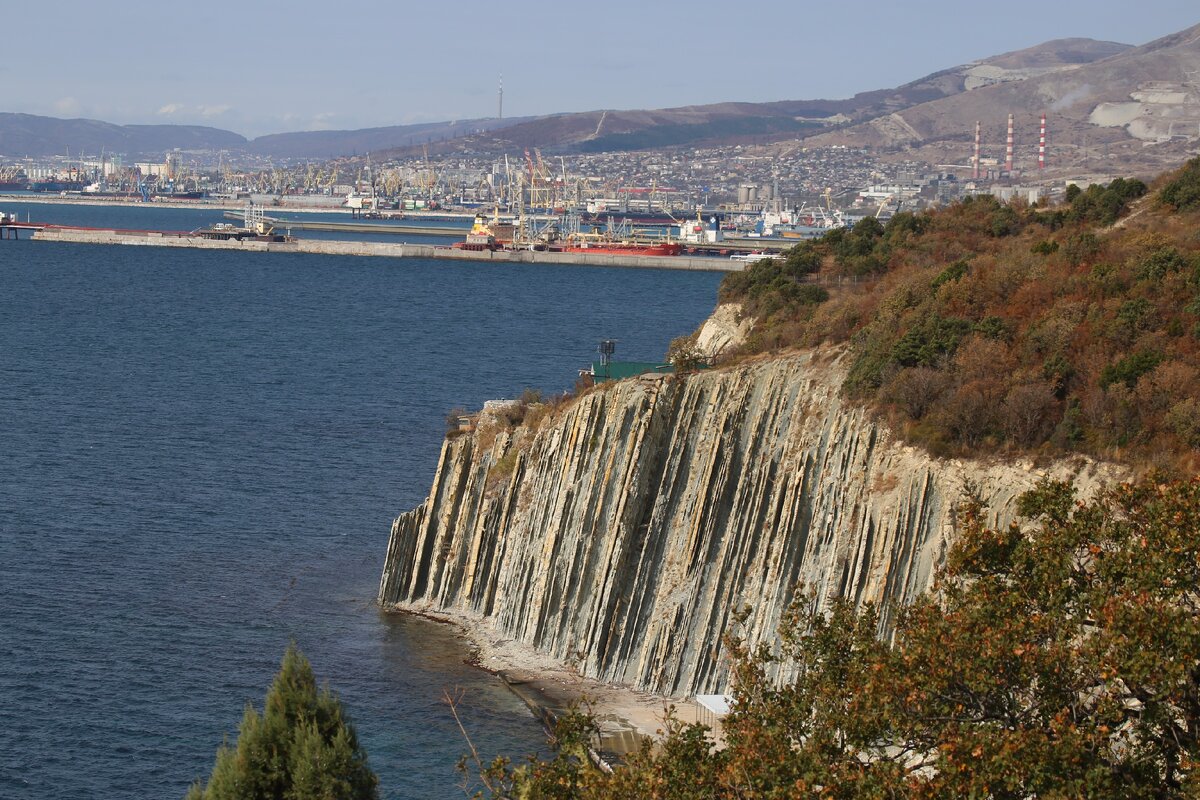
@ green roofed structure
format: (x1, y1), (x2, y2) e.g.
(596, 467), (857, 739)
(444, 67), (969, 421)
(587, 360), (675, 383)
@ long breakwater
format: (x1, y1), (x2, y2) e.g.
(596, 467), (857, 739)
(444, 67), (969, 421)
(29, 227), (740, 272)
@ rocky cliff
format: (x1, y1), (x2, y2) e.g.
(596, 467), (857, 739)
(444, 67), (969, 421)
(379, 349), (1117, 698)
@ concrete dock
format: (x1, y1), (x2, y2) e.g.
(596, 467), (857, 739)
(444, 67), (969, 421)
(30, 227), (745, 272)
(222, 211), (469, 237)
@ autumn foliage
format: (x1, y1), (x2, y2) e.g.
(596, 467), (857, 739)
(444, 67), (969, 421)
(472, 475), (1200, 798)
(718, 168), (1200, 470)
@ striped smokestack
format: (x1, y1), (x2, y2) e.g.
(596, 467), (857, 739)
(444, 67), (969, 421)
(1039, 113), (1046, 169)
(1005, 113), (1015, 174)
(973, 120), (981, 180)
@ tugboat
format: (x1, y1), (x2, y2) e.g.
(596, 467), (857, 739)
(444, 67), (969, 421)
(453, 213), (501, 251)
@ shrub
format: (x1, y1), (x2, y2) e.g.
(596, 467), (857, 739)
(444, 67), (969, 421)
(881, 366), (947, 420)
(1002, 382), (1059, 446)
(1166, 398), (1200, 447)
(1159, 156), (1200, 211)
(666, 335), (706, 374)
(931, 259), (968, 289)
(445, 406), (470, 438)
(1063, 231), (1101, 267)
(891, 315), (972, 368)
(1135, 246), (1190, 281)
(1099, 350), (1164, 390)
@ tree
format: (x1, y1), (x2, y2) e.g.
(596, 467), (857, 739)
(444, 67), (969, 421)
(186, 644), (378, 800)
(471, 475), (1200, 798)
(666, 335), (706, 375)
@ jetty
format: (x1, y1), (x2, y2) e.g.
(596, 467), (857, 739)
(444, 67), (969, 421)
(221, 211), (468, 238)
(28, 226), (743, 272)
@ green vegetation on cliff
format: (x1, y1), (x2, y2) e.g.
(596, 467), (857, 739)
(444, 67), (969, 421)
(717, 166), (1200, 469)
(186, 645), (378, 800)
(472, 475), (1200, 798)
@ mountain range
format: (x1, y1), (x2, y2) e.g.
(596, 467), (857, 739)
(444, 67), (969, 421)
(3, 23), (1199, 173)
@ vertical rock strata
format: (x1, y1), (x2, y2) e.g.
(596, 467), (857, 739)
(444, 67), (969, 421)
(380, 350), (1112, 698)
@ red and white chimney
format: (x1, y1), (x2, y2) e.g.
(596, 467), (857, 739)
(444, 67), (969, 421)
(1039, 113), (1047, 169)
(1005, 113), (1015, 174)
(973, 121), (981, 180)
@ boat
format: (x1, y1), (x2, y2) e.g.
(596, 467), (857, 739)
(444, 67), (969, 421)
(452, 213), (500, 251)
(560, 241), (683, 256)
(29, 179), (87, 193)
(751, 203), (846, 240)
(730, 252), (781, 264)
(0, 168), (28, 191)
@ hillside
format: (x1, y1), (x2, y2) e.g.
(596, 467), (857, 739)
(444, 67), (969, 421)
(0, 34), (1147, 161)
(0, 113), (247, 158)
(243, 116), (533, 159)
(803, 23), (1200, 174)
(713, 161), (1200, 472)
(381, 36), (1132, 157)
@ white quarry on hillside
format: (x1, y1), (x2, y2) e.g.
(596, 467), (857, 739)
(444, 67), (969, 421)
(1090, 81), (1200, 141)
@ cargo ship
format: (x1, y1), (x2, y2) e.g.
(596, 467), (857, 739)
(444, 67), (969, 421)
(0, 168), (28, 192)
(29, 179), (87, 193)
(559, 241), (683, 256)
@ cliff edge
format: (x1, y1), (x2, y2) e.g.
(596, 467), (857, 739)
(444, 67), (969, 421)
(379, 348), (1119, 698)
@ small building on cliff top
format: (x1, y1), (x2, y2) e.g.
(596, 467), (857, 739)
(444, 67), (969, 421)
(582, 360), (674, 385)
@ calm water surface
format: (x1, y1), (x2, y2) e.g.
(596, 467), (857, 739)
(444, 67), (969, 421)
(0, 206), (722, 798)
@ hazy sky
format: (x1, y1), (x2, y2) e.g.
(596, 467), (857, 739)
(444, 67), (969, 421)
(4, 1), (1197, 138)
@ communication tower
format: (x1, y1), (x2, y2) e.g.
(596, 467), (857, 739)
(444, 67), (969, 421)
(599, 339), (617, 381)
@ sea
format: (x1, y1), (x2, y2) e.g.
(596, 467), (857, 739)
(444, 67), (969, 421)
(0, 202), (723, 799)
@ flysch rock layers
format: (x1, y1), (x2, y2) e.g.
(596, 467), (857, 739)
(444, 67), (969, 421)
(379, 349), (1120, 698)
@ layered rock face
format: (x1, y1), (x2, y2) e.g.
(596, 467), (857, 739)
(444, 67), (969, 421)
(379, 350), (1114, 697)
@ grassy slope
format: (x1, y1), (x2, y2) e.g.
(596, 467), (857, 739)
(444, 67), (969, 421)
(718, 162), (1200, 472)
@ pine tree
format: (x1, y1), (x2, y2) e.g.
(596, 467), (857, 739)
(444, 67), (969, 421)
(187, 644), (379, 800)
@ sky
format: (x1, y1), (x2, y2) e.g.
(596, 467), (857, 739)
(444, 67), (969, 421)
(4, 0), (1197, 138)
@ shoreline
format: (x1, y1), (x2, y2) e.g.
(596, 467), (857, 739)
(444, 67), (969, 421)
(383, 602), (721, 757)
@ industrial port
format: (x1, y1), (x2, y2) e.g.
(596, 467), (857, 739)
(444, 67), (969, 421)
(0, 107), (1089, 258)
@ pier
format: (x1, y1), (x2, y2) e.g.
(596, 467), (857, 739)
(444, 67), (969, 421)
(30, 227), (745, 272)
(222, 212), (468, 238)
(0, 220), (45, 239)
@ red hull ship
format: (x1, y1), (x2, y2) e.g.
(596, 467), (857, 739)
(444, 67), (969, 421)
(559, 241), (683, 256)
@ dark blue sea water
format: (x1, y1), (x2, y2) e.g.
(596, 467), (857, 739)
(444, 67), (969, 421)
(0, 205), (722, 799)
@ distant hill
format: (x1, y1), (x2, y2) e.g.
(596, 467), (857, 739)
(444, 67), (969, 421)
(244, 116), (534, 159)
(799, 24), (1200, 173)
(6, 30), (1188, 166)
(0, 113), (247, 159)
(379, 36), (1132, 157)
(0, 112), (532, 161)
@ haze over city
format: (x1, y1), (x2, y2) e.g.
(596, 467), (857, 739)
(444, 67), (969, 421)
(5, 0), (1199, 137)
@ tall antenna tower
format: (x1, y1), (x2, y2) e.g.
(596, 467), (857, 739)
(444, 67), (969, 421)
(1038, 113), (1047, 169)
(498, 74), (503, 120)
(1005, 113), (1015, 174)
(973, 120), (981, 180)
